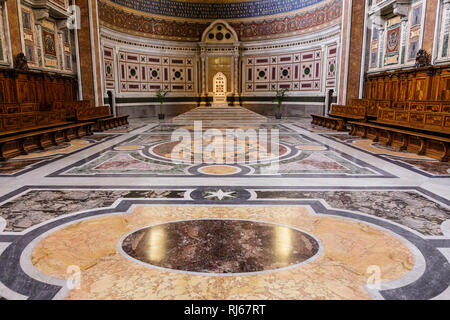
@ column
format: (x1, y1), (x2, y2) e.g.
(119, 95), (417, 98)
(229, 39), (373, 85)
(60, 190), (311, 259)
(370, 13), (386, 69)
(6, 0), (22, 59)
(399, 17), (408, 64)
(233, 53), (239, 105)
(76, 0), (102, 105)
(378, 26), (385, 68)
(344, 0), (366, 104)
(33, 12), (44, 68)
(56, 20), (66, 71)
(422, 0), (440, 56)
(393, 1), (409, 64)
(200, 52), (207, 97)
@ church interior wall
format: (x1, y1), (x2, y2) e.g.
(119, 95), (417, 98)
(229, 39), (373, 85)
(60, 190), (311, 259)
(1, 0), (448, 117)
(100, 23), (341, 118)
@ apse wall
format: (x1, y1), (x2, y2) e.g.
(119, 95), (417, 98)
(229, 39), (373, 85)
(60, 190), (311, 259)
(98, 0), (343, 118)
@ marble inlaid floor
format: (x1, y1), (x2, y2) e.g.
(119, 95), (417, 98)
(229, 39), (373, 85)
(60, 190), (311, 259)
(0, 117), (449, 300)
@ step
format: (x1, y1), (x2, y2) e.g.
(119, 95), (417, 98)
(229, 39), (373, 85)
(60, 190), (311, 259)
(171, 106), (267, 125)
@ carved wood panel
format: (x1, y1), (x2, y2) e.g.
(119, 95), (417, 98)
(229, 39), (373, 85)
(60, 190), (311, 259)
(365, 64), (449, 103)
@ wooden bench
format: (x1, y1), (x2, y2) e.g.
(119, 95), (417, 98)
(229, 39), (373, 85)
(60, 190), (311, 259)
(349, 121), (450, 162)
(75, 106), (129, 132)
(368, 100), (391, 118)
(377, 108), (450, 135)
(310, 104), (367, 131)
(0, 122), (94, 161)
(0, 121), (72, 137)
(117, 115), (129, 126)
(65, 100), (92, 119)
(311, 114), (346, 131)
(330, 104), (366, 121)
(96, 115), (129, 132)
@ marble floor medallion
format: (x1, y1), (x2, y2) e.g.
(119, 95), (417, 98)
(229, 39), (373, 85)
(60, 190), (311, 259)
(120, 219), (321, 275)
(150, 137), (288, 164)
(0, 118), (449, 300)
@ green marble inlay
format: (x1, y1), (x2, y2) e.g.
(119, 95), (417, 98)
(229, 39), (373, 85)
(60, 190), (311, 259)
(0, 34), (3, 61)
(401, 46), (406, 64)
(37, 49), (42, 67)
(442, 34), (449, 58)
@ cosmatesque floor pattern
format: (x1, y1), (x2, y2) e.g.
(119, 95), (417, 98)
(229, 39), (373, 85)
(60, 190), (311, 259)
(0, 118), (449, 300)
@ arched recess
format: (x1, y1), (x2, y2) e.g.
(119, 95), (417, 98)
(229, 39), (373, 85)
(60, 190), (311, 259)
(199, 20), (240, 106)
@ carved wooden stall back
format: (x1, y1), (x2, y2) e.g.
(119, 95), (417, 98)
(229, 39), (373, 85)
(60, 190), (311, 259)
(364, 64), (450, 103)
(0, 67), (82, 160)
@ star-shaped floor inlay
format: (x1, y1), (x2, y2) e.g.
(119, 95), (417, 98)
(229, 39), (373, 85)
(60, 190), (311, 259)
(203, 189), (237, 201)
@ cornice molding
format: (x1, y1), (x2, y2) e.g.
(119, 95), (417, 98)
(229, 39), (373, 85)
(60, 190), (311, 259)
(21, 0), (70, 19)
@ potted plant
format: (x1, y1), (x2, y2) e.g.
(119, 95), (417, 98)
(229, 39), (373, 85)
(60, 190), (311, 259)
(273, 88), (289, 119)
(156, 89), (169, 120)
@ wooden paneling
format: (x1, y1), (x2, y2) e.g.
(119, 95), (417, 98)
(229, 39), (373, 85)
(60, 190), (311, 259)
(0, 68), (77, 134)
(365, 64), (450, 103)
(0, 68), (77, 107)
(377, 101), (450, 134)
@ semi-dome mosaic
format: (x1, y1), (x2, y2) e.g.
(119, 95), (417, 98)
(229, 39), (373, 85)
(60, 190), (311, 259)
(100, 0), (342, 41)
(109, 0), (326, 20)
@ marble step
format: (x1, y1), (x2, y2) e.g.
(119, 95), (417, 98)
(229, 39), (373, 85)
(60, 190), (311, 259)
(171, 106), (267, 125)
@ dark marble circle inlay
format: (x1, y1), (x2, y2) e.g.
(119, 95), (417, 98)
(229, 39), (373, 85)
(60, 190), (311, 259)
(121, 219), (320, 274)
(216, 32), (224, 41)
